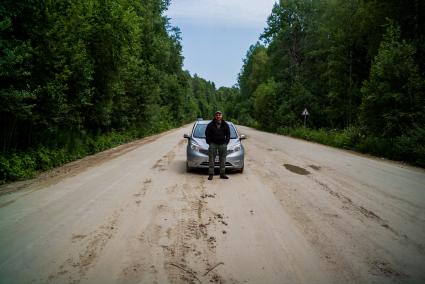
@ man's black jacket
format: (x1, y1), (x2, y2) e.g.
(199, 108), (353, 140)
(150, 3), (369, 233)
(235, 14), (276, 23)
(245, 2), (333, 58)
(205, 119), (230, 145)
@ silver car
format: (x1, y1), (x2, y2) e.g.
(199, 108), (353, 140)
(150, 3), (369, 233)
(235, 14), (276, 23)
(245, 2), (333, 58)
(184, 120), (246, 173)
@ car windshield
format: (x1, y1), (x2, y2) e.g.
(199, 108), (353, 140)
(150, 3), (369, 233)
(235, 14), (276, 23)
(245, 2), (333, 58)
(193, 123), (238, 139)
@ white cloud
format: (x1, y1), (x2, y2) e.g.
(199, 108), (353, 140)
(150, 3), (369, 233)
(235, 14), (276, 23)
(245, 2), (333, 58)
(167, 0), (277, 28)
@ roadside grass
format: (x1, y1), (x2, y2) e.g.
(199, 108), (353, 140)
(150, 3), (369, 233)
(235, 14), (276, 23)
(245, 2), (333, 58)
(0, 124), (176, 185)
(275, 127), (425, 168)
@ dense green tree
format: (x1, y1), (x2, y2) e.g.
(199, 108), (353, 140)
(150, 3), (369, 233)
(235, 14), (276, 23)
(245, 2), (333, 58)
(0, 1), (51, 151)
(0, 0), (216, 155)
(228, 0), (424, 166)
(234, 0), (424, 133)
(253, 79), (280, 130)
(360, 23), (424, 137)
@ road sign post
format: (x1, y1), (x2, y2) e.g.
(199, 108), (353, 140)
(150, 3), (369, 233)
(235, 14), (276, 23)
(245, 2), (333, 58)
(302, 108), (310, 128)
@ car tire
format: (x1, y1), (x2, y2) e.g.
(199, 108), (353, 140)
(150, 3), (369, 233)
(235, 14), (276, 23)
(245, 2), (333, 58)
(239, 166), (244, 173)
(186, 162), (191, 173)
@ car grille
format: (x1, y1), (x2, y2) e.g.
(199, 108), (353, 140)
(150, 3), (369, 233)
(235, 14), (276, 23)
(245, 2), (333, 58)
(201, 162), (233, 166)
(199, 149), (234, 155)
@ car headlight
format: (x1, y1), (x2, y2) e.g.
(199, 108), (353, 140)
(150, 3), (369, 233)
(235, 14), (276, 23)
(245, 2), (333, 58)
(190, 141), (201, 152)
(230, 143), (242, 152)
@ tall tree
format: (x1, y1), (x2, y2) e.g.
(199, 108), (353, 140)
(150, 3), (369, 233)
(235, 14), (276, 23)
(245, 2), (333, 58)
(360, 22), (424, 137)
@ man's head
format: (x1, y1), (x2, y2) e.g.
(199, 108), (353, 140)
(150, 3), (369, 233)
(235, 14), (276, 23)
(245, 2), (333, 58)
(214, 111), (223, 121)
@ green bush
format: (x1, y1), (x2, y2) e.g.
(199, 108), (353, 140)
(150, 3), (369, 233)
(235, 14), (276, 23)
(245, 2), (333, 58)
(354, 136), (393, 157)
(273, 126), (424, 167)
(34, 147), (54, 170)
(0, 153), (37, 183)
(0, 126), (173, 184)
(393, 130), (425, 167)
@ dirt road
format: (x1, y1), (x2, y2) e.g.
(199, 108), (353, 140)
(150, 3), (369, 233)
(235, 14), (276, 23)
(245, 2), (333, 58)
(1, 125), (424, 284)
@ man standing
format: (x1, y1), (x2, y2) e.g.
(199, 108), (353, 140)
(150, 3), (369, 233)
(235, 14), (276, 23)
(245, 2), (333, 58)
(205, 111), (230, 180)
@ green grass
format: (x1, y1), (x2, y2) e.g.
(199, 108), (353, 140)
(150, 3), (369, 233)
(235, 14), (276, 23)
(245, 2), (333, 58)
(0, 124), (175, 185)
(274, 127), (425, 168)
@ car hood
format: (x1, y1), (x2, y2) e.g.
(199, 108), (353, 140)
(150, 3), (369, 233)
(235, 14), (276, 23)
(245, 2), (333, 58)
(192, 138), (240, 150)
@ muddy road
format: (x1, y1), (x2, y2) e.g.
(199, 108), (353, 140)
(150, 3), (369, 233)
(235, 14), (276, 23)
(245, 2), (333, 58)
(0, 125), (424, 284)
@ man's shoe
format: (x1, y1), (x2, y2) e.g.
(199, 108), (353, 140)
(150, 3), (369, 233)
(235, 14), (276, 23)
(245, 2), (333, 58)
(220, 175), (229, 179)
(208, 175), (213, 180)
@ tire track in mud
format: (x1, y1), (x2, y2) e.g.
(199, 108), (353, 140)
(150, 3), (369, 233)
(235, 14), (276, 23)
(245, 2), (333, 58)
(47, 137), (180, 284)
(119, 213), (165, 284)
(304, 160), (425, 258)
(115, 176), (227, 284)
(312, 178), (397, 231)
(114, 142), (186, 284)
(308, 176), (414, 281)
(163, 177), (227, 283)
(48, 212), (121, 284)
(115, 137), (227, 283)
(250, 145), (411, 282)
(151, 138), (186, 172)
(310, 177), (425, 257)
(133, 178), (152, 207)
(255, 138), (423, 255)
(252, 140), (411, 240)
(255, 166), (360, 283)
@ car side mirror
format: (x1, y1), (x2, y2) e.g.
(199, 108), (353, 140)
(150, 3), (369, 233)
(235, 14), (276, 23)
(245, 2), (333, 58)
(240, 134), (246, 140)
(183, 134), (190, 139)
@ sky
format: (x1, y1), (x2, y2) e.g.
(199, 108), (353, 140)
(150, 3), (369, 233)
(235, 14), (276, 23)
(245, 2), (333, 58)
(166, 0), (277, 88)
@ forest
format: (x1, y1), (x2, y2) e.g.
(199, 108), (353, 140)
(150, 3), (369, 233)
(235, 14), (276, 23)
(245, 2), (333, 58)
(225, 0), (424, 166)
(1, 0), (424, 183)
(0, 0), (223, 182)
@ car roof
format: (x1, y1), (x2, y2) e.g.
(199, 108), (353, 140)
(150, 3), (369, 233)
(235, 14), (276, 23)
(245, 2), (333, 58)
(196, 120), (233, 125)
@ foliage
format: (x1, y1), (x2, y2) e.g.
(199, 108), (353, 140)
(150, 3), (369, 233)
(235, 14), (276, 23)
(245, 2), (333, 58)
(253, 79), (280, 131)
(0, 0), (218, 183)
(227, 0), (424, 166)
(360, 22), (424, 137)
(0, 126), (173, 184)
(277, 127), (424, 167)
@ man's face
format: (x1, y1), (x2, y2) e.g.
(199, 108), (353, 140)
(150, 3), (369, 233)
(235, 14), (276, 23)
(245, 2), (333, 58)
(215, 113), (222, 121)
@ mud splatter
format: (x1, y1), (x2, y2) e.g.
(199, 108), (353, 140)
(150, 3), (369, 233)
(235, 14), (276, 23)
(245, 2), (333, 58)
(370, 259), (407, 279)
(200, 193), (216, 199)
(309, 165), (321, 171)
(71, 234), (87, 241)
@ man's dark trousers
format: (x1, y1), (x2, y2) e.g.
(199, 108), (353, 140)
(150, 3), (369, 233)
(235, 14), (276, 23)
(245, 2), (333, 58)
(208, 143), (227, 175)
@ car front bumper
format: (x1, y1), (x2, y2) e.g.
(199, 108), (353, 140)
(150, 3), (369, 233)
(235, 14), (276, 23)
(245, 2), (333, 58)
(187, 147), (244, 170)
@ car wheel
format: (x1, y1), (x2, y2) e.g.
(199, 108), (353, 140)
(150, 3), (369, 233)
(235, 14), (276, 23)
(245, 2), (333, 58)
(186, 162), (191, 173)
(239, 166), (244, 173)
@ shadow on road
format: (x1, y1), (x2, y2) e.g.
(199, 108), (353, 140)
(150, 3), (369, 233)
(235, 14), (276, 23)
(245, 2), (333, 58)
(171, 160), (241, 177)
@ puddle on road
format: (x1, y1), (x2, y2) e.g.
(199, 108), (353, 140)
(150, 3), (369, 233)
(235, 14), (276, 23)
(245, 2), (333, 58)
(284, 164), (311, 175)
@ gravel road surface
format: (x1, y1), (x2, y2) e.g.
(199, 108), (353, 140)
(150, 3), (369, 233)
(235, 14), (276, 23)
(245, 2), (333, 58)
(0, 125), (424, 284)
